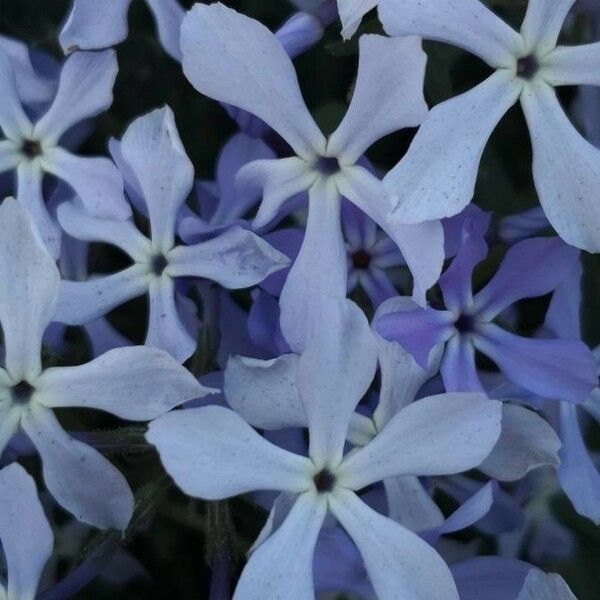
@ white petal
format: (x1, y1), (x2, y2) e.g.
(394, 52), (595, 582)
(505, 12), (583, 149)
(16, 162), (62, 257)
(181, 3), (325, 159)
(329, 35), (428, 163)
(34, 50), (118, 143)
(147, 405), (313, 499)
(0, 139), (20, 172)
(0, 49), (32, 139)
(384, 71), (522, 224)
(279, 178), (346, 352)
(146, 0), (185, 61)
(297, 300), (378, 467)
(42, 148), (130, 219)
(234, 492), (326, 600)
(330, 488), (459, 600)
(169, 226), (289, 288)
(0, 199), (59, 379)
(338, 166), (444, 304)
(338, 394), (501, 489)
(22, 406), (134, 530)
(0, 404), (21, 456)
(224, 354), (307, 429)
(57, 201), (150, 262)
(59, 0), (131, 54)
(0, 464), (53, 600)
(521, 81), (600, 251)
(520, 0), (575, 56)
(121, 107), (193, 249)
(36, 346), (209, 419)
(146, 277), (196, 363)
(379, 0), (523, 68)
(517, 570), (577, 600)
(479, 403), (560, 482)
(337, 0), (377, 39)
(55, 265), (147, 324)
(543, 42), (600, 87)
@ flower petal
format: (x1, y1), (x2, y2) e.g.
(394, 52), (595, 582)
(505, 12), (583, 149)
(520, 81), (600, 251)
(55, 265), (147, 325)
(34, 50), (118, 143)
(0, 139), (20, 173)
(384, 71), (522, 224)
(338, 393), (501, 488)
(543, 42), (600, 87)
(297, 300), (378, 467)
(329, 488), (459, 600)
(479, 403), (561, 482)
(42, 148), (130, 219)
(474, 324), (597, 403)
(520, 0), (575, 56)
(0, 463), (53, 600)
(169, 226), (289, 288)
(36, 346), (208, 420)
(337, 0), (377, 39)
(0, 404), (21, 457)
(234, 492), (326, 600)
(0, 49), (32, 139)
(59, 0), (131, 54)
(121, 107), (194, 249)
(22, 406), (134, 530)
(517, 570), (577, 600)
(146, 277), (196, 363)
(440, 335), (484, 392)
(146, 0), (185, 61)
(224, 354), (307, 429)
(379, 0), (523, 68)
(147, 405), (313, 499)
(0, 198), (59, 378)
(328, 34), (428, 163)
(181, 3), (325, 159)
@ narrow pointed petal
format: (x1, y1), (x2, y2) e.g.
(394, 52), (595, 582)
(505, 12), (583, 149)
(384, 71), (522, 224)
(59, 0), (131, 54)
(0, 140), (20, 173)
(474, 324), (597, 403)
(474, 236), (579, 319)
(517, 570), (577, 600)
(55, 265), (148, 325)
(36, 346), (208, 420)
(121, 107), (193, 249)
(557, 403), (600, 524)
(34, 50), (118, 143)
(147, 406), (313, 499)
(440, 335), (484, 392)
(329, 35), (427, 163)
(543, 42), (600, 87)
(297, 300), (377, 467)
(545, 259), (582, 340)
(0, 50), (32, 139)
(0, 199), (59, 378)
(338, 166), (444, 305)
(337, 0), (377, 39)
(181, 3), (325, 159)
(379, 0), (523, 68)
(239, 157), (316, 230)
(224, 354), (307, 429)
(521, 0), (576, 56)
(57, 201), (150, 262)
(480, 403), (561, 482)
(521, 82), (600, 251)
(16, 162), (62, 257)
(330, 489), (459, 600)
(0, 464), (53, 600)
(22, 407), (134, 530)
(42, 148), (130, 219)
(279, 179), (346, 352)
(234, 492), (327, 600)
(146, 277), (196, 363)
(146, 0), (185, 61)
(338, 393), (501, 489)
(169, 226), (289, 288)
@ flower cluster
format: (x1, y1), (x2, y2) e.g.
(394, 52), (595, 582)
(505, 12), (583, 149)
(0, 0), (598, 598)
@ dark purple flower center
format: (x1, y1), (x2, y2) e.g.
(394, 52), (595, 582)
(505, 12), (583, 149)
(352, 249), (371, 270)
(316, 156), (340, 176)
(21, 139), (42, 159)
(11, 380), (35, 404)
(313, 469), (336, 493)
(455, 313), (475, 334)
(516, 55), (539, 80)
(151, 253), (168, 276)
